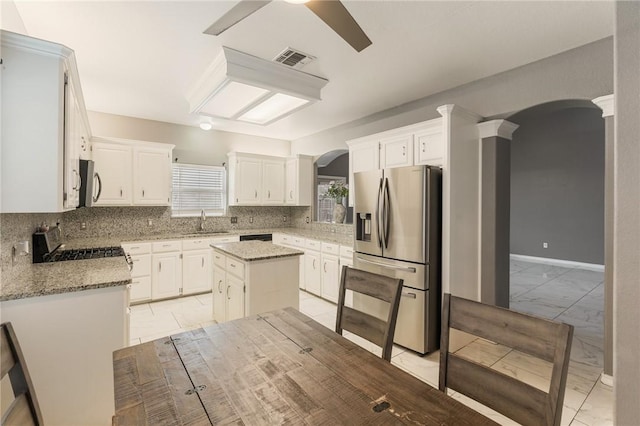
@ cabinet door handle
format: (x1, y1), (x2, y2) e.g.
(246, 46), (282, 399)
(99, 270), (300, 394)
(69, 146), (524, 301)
(402, 292), (417, 299)
(218, 280), (223, 293)
(142, 189), (145, 197)
(162, 244), (172, 247)
(227, 285), (231, 300)
(158, 262), (162, 272)
(132, 258), (140, 262)
(120, 188), (123, 197)
(323, 262), (327, 273)
(254, 190), (257, 198)
(202, 257), (205, 267)
(268, 190), (271, 198)
(313, 259), (316, 269)
(422, 142), (426, 153)
(402, 145), (406, 156)
(290, 190), (293, 199)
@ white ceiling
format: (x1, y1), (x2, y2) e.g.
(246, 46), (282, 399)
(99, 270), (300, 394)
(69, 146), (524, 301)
(11, 1), (613, 141)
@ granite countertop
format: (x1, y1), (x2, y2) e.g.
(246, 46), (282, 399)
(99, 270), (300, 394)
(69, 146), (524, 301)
(211, 241), (304, 262)
(1, 227), (351, 302)
(0, 257), (132, 302)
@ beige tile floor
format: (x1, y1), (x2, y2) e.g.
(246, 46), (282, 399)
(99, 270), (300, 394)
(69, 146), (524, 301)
(129, 260), (612, 425)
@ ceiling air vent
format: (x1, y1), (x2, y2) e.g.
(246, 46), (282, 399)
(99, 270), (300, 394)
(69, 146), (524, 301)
(274, 47), (315, 69)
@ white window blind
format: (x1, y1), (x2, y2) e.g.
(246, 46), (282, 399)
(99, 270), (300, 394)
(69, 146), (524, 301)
(172, 163), (226, 216)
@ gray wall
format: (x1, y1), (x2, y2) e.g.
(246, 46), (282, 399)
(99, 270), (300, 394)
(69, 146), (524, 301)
(614, 1), (640, 423)
(510, 106), (605, 264)
(292, 37), (613, 156)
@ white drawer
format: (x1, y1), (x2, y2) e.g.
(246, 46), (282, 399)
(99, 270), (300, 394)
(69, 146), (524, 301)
(212, 251), (226, 268)
(121, 242), (151, 255)
(226, 257), (245, 280)
(212, 235), (240, 244)
(340, 245), (354, 258)
(152, 240), (182, 253)
(305, 239), (321, 251)
(130, 254), (151, 278)
(291, 237), (305, 247)
(182, 238), (211, 251)
(322, 242), (340, 255)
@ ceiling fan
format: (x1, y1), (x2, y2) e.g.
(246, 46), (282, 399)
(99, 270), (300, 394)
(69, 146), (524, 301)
(203, 0), (372, 52)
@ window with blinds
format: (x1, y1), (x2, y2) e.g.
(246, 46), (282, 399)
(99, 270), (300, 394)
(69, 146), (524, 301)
(172, 163), (226, 216)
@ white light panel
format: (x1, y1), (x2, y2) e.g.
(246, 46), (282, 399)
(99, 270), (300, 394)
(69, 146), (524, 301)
(238, 93), (309, 125)
(200, 81), (269, 118)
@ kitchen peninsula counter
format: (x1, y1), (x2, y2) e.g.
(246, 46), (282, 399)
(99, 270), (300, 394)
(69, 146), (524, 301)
(0, 256), (131, 302)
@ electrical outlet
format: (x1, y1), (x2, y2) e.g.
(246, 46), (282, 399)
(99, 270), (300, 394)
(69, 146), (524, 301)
(305, 216), (310, 224)
(543, 242), (548, 249)
(230, 216), (238, 224)
(80, 222), (86, 230)
(249, 217), (253, 224)
(282, 216), (287, 222)
(147, 219), (153, 226)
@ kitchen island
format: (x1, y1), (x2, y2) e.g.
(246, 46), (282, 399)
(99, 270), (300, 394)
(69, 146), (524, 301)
(211, 240), (303, 323)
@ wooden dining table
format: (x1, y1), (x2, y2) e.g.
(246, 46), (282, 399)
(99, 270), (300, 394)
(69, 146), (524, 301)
(112, 307), (497, 425)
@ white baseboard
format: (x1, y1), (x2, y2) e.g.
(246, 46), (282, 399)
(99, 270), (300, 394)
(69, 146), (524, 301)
(600, 373), (613, 387)
(509, 254), (604, 272)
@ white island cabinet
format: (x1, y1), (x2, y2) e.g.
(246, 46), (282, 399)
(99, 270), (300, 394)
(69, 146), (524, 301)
(211, 241), (302, 322)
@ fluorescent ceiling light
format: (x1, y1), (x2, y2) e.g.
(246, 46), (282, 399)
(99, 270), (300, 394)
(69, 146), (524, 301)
(188, 47), (328, 126)
(238, 94), (309, 125)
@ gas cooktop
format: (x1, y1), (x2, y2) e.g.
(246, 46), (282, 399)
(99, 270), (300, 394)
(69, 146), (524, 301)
(44, 246), (125, 262)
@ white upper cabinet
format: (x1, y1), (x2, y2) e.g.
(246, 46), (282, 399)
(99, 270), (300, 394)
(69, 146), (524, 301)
(380, 134), (414, 169)
(92, 138), (173, 207)
(229, 154), (263, 205)
(285, 155), (313, 206)
(348, 139), (380, 206)
(93, 142), (133, 205)
(228, 152), (292, 206)
(133, 146), (172, 205)
(262, 158), (285, 205)
(1, 31), (91, 213)
(414, 120), (445, 166)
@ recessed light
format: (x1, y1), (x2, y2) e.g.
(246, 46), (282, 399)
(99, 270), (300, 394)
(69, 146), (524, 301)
(199, 122), (213, 131)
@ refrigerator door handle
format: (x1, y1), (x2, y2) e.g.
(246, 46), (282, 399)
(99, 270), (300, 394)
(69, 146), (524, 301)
(355, 255), (417, 273)
(375, 177), (384, 248)
(382, 177), (391, 249)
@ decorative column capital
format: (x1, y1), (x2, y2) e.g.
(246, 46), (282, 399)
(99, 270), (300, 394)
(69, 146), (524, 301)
(477, 119), (519, 140)
(593, 94), (614, 117)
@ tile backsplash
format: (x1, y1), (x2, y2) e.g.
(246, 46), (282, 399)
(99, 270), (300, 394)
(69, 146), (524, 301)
(0, 205), (352, 272)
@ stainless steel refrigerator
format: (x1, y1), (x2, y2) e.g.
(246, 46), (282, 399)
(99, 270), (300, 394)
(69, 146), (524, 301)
(353, 165), (441, 354)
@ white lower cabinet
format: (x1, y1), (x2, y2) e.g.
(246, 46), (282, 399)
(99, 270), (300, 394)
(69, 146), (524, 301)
(339, 245), (354, 307)
(152, 251), (182, 299)
(273, 233), (306, 289)
(212, 264), (226, 323)
(304, 249), (322, 296)
(226, 273), (246, 321)
(321, 243), (340, 303)
(182, 249), (212, 295)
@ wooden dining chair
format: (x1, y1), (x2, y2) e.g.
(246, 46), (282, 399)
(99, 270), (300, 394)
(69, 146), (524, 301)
(335, 265), (403, 361)
(1, 322), (43, 426)
(439, 293), (574, 426)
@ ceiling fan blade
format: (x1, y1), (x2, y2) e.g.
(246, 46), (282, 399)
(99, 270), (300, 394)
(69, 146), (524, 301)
(305, 0), (372, 52)
(203, 0), (271, 36)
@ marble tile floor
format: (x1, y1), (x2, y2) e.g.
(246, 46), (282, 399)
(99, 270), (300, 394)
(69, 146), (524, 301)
(129, 259), (611, 426)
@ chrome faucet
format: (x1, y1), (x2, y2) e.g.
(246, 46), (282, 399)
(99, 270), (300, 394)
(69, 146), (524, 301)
(199, 209), (206, 231)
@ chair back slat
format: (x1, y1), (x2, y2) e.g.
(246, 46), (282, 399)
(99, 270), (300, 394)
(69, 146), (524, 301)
(439, 294), (573, 426)
(0, 322), (43, 426)
(1, 394), (37, 426)
(339, 306), (387, 348)
(1, 327), (17, 379)
(447, 354), (549, 426)
(336, 266), (403, 361)
(342, 267), (400, 303)
(449, 295), (563, 362)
